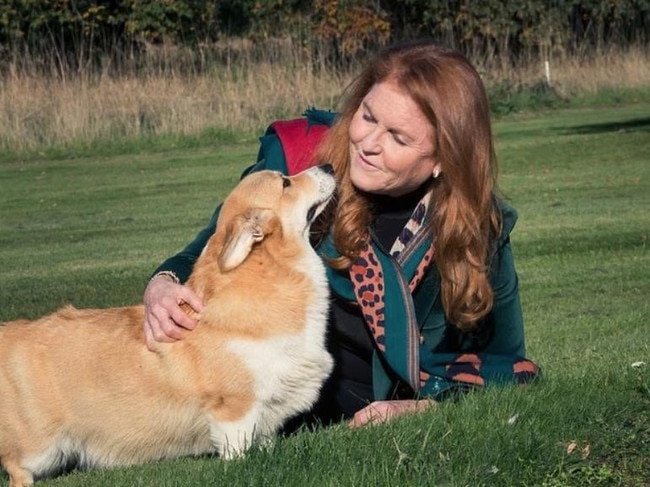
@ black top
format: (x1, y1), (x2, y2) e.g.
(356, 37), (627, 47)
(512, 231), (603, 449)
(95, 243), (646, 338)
(313, 187), (426, 422)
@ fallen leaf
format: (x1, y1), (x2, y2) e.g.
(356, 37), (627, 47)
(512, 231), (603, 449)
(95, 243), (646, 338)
(567, 441), (578, 455)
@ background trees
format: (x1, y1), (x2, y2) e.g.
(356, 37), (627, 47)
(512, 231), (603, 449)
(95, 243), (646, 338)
(1, 0), (648, 75)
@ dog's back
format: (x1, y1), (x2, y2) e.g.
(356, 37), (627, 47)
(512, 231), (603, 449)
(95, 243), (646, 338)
(0, 166), (335, 487)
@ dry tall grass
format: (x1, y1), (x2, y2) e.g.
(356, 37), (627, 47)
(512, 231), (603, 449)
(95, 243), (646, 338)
(0, 61), (351, 153)
(477, 46), (650, 96)
(1, 43), (648, 155)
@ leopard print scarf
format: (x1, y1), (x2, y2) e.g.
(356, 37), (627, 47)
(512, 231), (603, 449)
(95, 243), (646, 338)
(348, 192), (434, 391)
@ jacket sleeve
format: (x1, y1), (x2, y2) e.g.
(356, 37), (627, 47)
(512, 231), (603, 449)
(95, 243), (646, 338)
(150, 132), (288, 283)
(417, 203), (540, 399)
(483, 205), (526, 356)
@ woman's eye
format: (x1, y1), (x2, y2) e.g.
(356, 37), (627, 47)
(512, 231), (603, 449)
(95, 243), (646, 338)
(362, 112), (375, 123)
(391, 132), (407, 146)
(282, 177), (291, 188)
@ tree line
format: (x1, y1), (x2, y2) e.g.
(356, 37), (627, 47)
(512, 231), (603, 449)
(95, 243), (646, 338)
(1, 0), (648, 75)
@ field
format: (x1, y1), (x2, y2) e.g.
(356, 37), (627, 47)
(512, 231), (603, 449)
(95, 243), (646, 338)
(0, 101), (648, 486)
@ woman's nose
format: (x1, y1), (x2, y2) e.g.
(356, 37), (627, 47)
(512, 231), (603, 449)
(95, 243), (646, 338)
(359, 127), (382, 154)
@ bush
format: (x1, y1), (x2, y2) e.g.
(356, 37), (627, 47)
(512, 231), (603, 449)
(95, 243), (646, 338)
(489, 80), (567, 116)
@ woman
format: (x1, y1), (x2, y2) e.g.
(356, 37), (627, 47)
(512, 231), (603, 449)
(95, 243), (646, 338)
(143, 40), (540, 429)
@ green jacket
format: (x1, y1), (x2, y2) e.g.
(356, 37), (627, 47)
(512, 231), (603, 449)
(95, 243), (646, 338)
(154, 109), (540, 401)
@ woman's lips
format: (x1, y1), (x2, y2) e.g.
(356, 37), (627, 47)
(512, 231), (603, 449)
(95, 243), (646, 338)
(354, 150), (379, 171)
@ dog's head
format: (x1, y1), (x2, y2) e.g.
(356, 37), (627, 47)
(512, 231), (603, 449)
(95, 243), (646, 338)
(215, 165), (336, 271)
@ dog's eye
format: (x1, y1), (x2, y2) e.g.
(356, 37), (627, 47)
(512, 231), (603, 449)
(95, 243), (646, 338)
(282, 177), (291, 188)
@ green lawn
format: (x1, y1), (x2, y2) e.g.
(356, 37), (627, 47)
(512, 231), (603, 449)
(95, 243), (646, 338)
(1, 103), (648, 486)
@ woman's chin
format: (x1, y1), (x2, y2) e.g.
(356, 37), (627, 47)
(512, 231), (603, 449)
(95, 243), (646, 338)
(350, 169), (386, 195)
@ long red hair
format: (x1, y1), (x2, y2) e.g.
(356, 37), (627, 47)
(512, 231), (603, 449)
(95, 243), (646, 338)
(316, 40), (501, 331)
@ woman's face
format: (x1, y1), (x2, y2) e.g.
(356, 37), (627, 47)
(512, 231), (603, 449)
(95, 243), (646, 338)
(348, 79), (438, 197)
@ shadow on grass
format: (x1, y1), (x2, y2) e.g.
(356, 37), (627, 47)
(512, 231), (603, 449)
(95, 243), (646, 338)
(560, 117), (650, 135)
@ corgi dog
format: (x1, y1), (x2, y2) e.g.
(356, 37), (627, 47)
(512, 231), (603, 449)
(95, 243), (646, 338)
(0, 165), (336, 487)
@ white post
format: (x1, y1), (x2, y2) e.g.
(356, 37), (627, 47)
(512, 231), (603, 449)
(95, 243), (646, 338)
(544, 59), (551, 85)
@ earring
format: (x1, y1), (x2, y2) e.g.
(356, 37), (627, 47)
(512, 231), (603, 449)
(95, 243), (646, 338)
(432, 167), (441, 178)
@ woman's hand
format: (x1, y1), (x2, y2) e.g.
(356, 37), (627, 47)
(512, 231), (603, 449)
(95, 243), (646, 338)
(348, 399), (437, 429)
(143, 275), (204, 350)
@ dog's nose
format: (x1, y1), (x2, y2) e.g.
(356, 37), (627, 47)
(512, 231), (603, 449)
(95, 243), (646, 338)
(318, 164), (334, 175)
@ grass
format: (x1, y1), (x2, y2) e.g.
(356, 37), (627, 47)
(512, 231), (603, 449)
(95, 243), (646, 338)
(1, 102), (649, 486)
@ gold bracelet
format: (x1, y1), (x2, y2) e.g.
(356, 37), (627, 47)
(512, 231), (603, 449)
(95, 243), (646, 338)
(149, 270), (180, 284)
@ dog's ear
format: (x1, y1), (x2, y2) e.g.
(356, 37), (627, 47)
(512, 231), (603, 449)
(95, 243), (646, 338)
(218, 208), (273, 271)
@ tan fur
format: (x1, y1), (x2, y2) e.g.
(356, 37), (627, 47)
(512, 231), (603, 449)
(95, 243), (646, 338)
(0, 167), (336, 487)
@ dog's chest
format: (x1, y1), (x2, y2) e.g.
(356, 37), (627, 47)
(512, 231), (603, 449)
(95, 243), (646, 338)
(228, 257), (332, 409)
(228, 331), (332, 411)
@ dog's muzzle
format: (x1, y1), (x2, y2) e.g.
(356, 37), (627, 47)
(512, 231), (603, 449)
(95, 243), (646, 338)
(318, 164), (334, 175)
